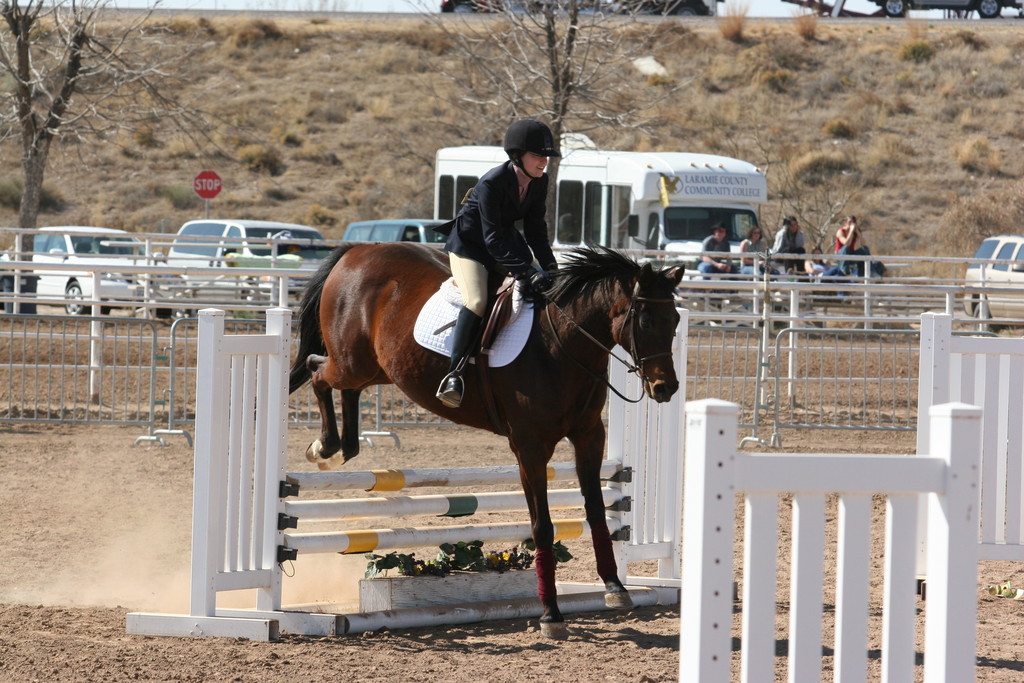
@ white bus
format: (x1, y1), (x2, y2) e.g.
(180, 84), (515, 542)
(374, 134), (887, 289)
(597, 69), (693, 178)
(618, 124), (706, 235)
(434, 143), (767, 257)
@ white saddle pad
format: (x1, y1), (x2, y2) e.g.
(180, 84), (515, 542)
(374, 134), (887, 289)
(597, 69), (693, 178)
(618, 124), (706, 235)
(413, 278), (533, 368)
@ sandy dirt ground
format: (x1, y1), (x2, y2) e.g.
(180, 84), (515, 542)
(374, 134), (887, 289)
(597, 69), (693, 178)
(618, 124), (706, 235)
(1, 421), (1023, 682)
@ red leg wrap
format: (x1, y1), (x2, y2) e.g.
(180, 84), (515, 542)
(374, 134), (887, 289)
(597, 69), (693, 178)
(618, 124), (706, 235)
(534, 546), (557, 603)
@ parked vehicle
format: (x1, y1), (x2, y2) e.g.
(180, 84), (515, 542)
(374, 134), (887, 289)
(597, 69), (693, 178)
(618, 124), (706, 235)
(442, 0), (667, 13)
(342, 219), (448, 244)
(873, 0), (1017, 17)
(31, 226), (144, 315)
(166, 219), (335, 309)
(441, 0), (505, 11)
(167, 219), (334, 268)
(0, 252), (37, 314)
(434, 140), (766, 260)
(964, 234), (1024, 321)
(615, 0), (719, 16)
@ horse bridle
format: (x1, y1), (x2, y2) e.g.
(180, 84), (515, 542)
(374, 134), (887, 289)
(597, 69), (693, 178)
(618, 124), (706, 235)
(546, 280), (677, 403)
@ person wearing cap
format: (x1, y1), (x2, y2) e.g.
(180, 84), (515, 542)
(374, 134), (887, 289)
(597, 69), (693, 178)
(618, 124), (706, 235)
(697, 222), (738, 278)
(434, 118), (561, 409)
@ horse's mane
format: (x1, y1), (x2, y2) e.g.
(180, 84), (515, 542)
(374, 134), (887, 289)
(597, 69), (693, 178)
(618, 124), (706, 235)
(545, 246), (639, 306)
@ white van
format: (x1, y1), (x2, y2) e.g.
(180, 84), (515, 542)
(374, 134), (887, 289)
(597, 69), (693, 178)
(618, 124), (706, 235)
(434, 142), (766, 258)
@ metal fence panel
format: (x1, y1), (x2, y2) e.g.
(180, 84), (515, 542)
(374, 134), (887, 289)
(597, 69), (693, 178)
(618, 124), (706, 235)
(770, 327), (921, 446)
(0, 313), (159, 431)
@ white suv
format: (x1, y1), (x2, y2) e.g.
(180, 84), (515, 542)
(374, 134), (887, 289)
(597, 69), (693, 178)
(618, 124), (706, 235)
(32, 226), (144, 315)
(964, 234), (1024, 322)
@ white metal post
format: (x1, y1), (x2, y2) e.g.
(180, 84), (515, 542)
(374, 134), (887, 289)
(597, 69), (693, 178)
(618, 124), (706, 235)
(190, 308), (228, 618)
(258, 308), (291, 611)
(89, 271), (104, 404)
(915, 313), (950, 578)
(923, 402), (980, 683)
(680, 399), (738, 683)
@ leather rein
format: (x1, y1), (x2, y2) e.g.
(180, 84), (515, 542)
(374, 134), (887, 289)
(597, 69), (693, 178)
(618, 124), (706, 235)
(545, 280), (677, 404)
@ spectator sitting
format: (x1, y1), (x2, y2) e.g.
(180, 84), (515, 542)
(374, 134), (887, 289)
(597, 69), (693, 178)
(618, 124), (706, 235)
(804, 247), (829, 278)
(772, 215), (806, 273)
(739, 225), (777, 277)
(698, 223), (739, 279)
(834, 215), (885, 277)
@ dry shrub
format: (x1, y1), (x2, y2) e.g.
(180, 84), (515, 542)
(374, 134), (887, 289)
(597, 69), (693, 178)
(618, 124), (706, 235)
(954, 136), (1001, 175)
(296, 141), (340, 165)
(718, 4), (748, 44)
(788, 149), (855, 186)
(133, 126), (159, 149)
(791, 12), (818, 42)
(161, 16), (218, 36)
(822, 118), (855, 139)
(154, 184), (199, 210)
(227, 20), (285, 49)
(898, 39), (935, 63)
(272, 125), (303, 147)
(945, 29), (987, 51)
(297, 203), (337, 227)
(757, 69), (793, 92)
(864, 134), (913, 169)
(647, 72), (676, 88)
(393, 28), (454, 56)
(940, 181), (1024, 256)
(238, 144), (286, 176)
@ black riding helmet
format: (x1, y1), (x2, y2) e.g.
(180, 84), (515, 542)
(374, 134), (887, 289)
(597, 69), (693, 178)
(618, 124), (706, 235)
(503, 119), (561, 161)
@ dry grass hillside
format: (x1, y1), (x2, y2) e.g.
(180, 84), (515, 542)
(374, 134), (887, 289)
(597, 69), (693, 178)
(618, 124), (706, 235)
(2, 12), (1023, 258)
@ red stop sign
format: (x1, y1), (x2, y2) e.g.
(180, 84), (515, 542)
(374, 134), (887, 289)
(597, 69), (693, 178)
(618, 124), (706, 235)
(193, 170), (223, 199)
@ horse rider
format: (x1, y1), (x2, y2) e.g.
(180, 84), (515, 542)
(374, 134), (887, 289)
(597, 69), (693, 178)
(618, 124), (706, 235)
(434, 118), (561, 409)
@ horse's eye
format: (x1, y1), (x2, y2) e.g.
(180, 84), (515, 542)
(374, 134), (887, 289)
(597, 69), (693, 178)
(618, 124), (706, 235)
(639, 314), (652, 330)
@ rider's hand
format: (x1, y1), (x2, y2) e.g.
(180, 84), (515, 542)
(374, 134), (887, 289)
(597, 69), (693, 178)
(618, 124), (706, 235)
(527, 269), (552, 291)
(518, 269), (551, 304)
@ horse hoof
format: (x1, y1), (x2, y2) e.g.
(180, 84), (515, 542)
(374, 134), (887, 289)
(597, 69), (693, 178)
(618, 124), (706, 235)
(539, 621), (569, 640)
(305, 440), (323, 463)
(605, 591), (633, 609)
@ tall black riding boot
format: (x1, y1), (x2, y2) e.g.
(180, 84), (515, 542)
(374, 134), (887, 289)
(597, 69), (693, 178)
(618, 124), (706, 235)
(436, 306), (483, 408)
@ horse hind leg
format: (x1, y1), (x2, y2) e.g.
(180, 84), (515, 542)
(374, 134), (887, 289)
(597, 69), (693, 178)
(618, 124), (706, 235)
(304, 355), (362, 470)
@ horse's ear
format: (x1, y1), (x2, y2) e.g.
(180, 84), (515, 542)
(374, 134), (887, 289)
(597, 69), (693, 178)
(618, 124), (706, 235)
(662, 265), (685, 286)
(636, 262), (655, 288)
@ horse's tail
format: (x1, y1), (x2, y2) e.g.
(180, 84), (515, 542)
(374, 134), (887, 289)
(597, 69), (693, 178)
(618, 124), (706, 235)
(288, 244), (352, 394)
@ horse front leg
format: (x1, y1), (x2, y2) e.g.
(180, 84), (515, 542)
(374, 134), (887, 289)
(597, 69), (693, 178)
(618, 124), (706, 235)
(304, 355), (362, 470)
(570, 420), (632, 609)
(517, 458), (567, 640)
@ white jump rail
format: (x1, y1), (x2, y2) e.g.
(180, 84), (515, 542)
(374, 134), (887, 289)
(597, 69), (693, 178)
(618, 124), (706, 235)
(681, 399), (979, 683)
(917, 312), (1024, 575)
(127, 306), (688, 640)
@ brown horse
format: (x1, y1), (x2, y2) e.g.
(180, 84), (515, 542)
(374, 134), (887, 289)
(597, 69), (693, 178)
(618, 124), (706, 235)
(288, 242), (684, 638)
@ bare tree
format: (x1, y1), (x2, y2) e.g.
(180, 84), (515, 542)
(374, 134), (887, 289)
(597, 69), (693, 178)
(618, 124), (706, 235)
(426, 1), (684, 232)
(0, 1), (209, 228)
(430, 2), (681, 143)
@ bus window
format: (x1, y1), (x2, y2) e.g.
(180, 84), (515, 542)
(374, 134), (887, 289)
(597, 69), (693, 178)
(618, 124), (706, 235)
(583, 181), (602, 245)
(456, 175), (477, 210)
(647, 212), (660, 250)
(606, 185), (631, 249)
(438, 175), (454, 219)
(556, 180), (583, 245)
